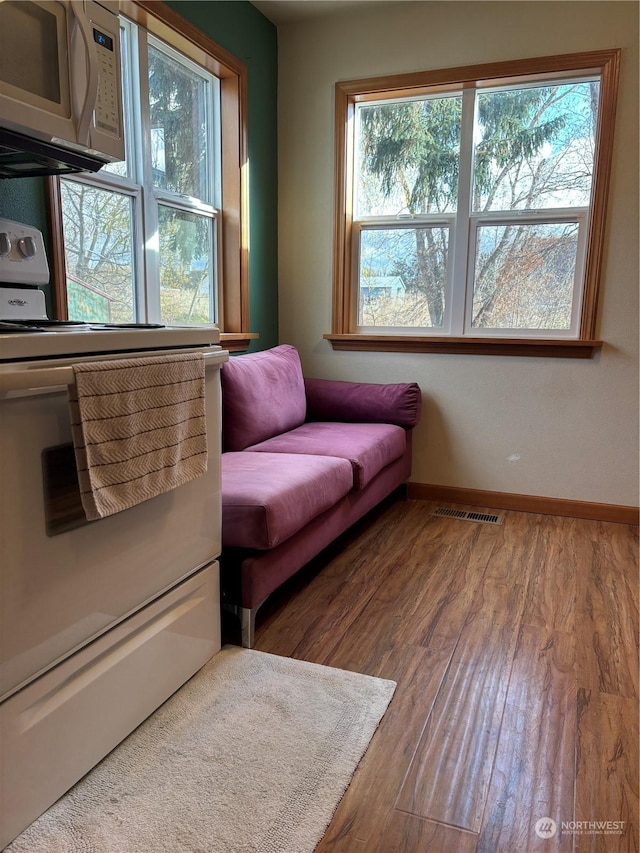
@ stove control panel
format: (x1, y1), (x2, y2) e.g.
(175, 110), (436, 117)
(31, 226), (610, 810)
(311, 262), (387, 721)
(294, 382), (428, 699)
(0, 219), (49, 285)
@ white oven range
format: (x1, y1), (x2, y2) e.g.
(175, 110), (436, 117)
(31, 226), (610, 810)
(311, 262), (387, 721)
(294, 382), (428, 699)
(0, 323), (228, 848)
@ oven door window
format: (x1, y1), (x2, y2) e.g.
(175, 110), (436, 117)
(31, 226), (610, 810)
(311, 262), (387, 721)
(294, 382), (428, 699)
(42, 443), (92, 536)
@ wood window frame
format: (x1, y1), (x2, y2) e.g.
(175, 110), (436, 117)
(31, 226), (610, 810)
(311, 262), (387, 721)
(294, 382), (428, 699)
(326, 50), (621, 358)
(47, 0), (256, 352)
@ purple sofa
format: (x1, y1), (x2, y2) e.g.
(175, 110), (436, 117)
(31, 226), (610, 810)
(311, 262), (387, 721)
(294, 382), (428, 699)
(220, 345), (422, 647)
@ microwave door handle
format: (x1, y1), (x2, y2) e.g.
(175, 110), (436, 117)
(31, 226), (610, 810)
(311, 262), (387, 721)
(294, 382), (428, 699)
(70, 3), (99, 145)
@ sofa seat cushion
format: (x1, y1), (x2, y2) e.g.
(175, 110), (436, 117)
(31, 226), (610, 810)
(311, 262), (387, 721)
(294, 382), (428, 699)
(222, 452), (354, 550)
(246, 422), (406, 490)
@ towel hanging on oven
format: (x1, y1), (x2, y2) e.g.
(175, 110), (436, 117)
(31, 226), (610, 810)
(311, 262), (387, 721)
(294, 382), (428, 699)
(68, 353), (208, 520)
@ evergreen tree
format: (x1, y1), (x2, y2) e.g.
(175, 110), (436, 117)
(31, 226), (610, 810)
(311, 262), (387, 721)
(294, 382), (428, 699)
(358, 84), (591, 328)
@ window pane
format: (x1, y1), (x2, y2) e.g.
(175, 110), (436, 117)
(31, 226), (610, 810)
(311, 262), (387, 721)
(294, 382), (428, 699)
(148, 44), (209, 200)
(472, 81), (599, 212)
(358, 227), (448, 327)
(60, 180), (135, 323)
(356, 95), (462, 217)
(158, 206), (214, 325)
(471, 222), (579, 330)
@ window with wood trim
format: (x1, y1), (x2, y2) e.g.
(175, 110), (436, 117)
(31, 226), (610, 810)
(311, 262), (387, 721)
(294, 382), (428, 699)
(47, 0), (254, 351)
(328, 51), (620, 357)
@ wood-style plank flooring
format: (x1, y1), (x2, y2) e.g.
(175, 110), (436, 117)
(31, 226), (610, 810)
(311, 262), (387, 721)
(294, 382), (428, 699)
(223, 498), (639, 852)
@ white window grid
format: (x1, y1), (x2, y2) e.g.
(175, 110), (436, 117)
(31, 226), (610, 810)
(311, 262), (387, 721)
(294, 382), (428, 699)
(352, 74), (599, 339)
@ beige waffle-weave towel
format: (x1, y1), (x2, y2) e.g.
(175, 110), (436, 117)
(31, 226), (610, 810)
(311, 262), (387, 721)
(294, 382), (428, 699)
(68, 353), (207, 520)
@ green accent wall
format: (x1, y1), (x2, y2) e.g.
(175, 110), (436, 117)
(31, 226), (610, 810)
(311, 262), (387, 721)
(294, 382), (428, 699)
(165, 0), (278, 351)
(0, 0), (278, 349)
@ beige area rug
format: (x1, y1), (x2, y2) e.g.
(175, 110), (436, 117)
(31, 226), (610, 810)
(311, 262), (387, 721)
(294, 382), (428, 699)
(7, 646), (395, 853)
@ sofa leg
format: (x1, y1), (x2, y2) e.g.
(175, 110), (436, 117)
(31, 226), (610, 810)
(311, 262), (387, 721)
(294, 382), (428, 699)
(240, 607), (257, 649)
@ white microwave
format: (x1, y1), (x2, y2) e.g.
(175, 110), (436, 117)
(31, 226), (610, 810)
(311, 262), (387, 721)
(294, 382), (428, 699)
(0, 0), (125, 178)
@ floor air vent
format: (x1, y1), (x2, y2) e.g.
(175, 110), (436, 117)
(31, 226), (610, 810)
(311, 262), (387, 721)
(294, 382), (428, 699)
(431, 507), (504, 525)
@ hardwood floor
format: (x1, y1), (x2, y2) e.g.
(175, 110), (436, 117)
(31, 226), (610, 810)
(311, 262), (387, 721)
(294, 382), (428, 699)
(225, 498), (639, 852)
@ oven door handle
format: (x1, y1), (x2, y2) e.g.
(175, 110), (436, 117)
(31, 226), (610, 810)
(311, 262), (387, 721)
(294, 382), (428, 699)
(0, 350), (228, 396)
(1, 364), (75, 393)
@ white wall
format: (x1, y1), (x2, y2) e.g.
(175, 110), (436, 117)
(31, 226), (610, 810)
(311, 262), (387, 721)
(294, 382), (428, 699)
(276, 1), (639, 507)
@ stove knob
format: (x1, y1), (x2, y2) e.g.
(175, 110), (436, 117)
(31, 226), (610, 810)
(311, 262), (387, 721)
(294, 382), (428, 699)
(16, 236), (37, 258)
(0, 232), (10, 256)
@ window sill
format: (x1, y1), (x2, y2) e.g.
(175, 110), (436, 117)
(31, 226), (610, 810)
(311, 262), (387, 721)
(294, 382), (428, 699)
(324, 334), (603, 358)
(220, 332), (259, 353)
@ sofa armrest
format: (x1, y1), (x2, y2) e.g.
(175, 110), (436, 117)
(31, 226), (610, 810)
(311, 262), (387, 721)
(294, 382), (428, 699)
(304, 377), (421, 428)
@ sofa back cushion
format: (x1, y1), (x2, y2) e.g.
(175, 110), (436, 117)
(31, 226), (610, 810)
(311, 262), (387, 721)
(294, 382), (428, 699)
(221, 345), (307, 451)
